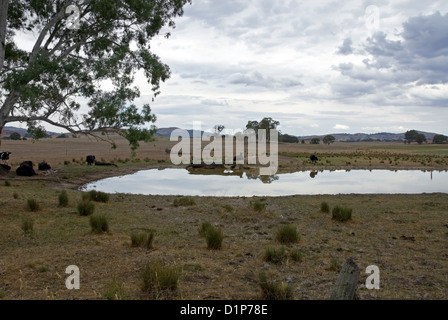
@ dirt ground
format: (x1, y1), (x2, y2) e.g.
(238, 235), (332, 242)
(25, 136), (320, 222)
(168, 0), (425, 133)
(0, 137), (447, 300)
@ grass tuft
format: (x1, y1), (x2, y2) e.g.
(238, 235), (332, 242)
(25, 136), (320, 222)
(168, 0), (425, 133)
(142, 260), (179, 298)
(83, 190), (109, 203)
(4, 181), (11, 187)
(264, 246), (287, 264)
(77, 200), (95, 216)
(275, 224), (300, 244)
(131, 230), (154, 249)
(103, 278), (128, 300)
(250, 200), (266, 212)
(258, 272), (294, 300)
(21, 217), (34, 235)
(58, 190), (69, 207)
(26, 199), (40, 212)
(332, 206), (353, 222)
(173, 197), (195, 207)
(320, 201), (330, 213)
(89, 214), (109, 234)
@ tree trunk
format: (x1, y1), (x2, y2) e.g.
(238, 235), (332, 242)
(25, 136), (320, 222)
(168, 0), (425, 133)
(0, 0), (9, 74)
(330, 258), (360, 300)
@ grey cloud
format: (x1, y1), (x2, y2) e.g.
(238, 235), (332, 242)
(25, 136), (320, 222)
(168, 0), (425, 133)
(337, 38), (354, 55)
(228, 71), (303, 89)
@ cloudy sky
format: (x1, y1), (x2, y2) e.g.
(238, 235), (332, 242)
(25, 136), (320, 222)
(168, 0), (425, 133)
(9, 0), (448, 136)
(133, 0), (448, 136)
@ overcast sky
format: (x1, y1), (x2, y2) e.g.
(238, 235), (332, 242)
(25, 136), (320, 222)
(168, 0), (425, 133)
(10, 0), (448, 136)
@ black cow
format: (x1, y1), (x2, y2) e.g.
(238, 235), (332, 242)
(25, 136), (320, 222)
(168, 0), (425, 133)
(16, 161), (37, 176)
(310, 154), (319, 163)
(86, 155), (95, 165)
(38, 162), (51, 171)
(0, 151), (11, 163)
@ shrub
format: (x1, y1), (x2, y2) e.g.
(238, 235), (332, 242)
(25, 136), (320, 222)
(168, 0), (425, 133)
(258, 272), (294, 300)
(77, 200), (95, 216)
(223, 204), (233, 212)
(173, 197), (195, 207)
(13, 192), (18, 199)
(103, 278), (128, 300)
(89, 214), (109, 234)
(198, 222), (214, 238)
(329, 257), (341, 272)
(21, 217), (34, 235)
(131, 230), (155, 249)
(290, 249), (303, 262)
(275, 225), (300, 244)
(84, 190), (109, 203)
(332, 206), (352, 222)
(142, 261), (179, 297)
(205, 227), (224, 250)
(64, 160), (70, 165)
(58, 191), (69, 207)
(320, 201), (330, 213)
(26, 199), (40, 212)
(4, 181), (10, 187)
(264, 246), (287, 264)
(250, 200), (266, 212)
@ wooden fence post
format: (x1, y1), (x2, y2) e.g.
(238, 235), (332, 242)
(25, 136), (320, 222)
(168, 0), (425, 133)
(330, 258), (360, 300)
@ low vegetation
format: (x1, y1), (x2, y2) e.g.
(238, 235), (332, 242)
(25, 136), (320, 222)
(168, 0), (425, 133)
(263, 246), (287, 264)
(89, 214), (109, 234)
(83, 190), (109, 203)
(58, 191), (69, 207)
(142, 260), (180, 298)
(258, 272), (294, 300)
(173, 197), (196, 207)
(275, 224), (300, 244)
(250, 200), (266, 212)
(26, 199), (39, 212)
(320, 201), (330, 213)
(332, 206), (353, 222)
(131, 230), (155, 249)
(77, 200), (95, 216)
(21, 217), (34, 235)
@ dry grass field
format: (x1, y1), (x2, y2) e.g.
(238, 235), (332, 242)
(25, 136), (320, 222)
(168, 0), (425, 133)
(0, 137), (448, 300)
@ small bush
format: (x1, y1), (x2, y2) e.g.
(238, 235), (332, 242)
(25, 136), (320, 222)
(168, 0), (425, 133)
(332, 206), (352, 222)
(58, 191), (69, 207)
(329, 257), (341, 272)
(64, 160), (70, 165)
(258, 272), (294, 300)
(89, 214), (109, 234)
(4, 181), (10, 187)
(264, 246), (287, 264)
(21, 217), (34, 235)
(26, 199), (40, 212)
(13, 192), (18, 199)
(198, 222), (214, 238)
(103, 278), (128, 300)
(131, 230), (154, 249)
(275, 225), (300, 244)
(205, 227), (224, 250)
(290, 249), (303, 262)
(320, 201), (330, 213)
(84, 190), (109, 203)
(223, 204), (233, 212)
(77, 200), (95, 216)
(251, 200), (266, 212)
(173, 197), (195, 207)
(142, 261), (179, 297)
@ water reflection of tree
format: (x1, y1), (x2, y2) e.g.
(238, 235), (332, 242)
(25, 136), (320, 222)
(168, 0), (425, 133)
(309, 171), (318, 179)
(246, 173), (279, 184)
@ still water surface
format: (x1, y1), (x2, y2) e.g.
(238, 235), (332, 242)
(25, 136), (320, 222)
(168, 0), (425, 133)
(81, 168), (448, 196)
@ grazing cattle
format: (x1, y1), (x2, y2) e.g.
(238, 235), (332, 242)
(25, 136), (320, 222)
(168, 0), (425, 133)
(38, 162), (51, 171)
(310, 154), (319, 163)
(86, 155), (95, 165)
(0, 151), (11, 163)
(16, 161), (37, 176)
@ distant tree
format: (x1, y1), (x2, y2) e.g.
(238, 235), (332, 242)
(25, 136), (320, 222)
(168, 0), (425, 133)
(310, 138), (320, 145)
(213, 125), (225, 135)
(279, 134), (299, 143)
(245, 117), (280, 141)
(301, 139), (305, 144)
(9, 132), (21, 140)
(404, 130), (419, 144)
(415, 134), (426, 145)
(433, 134), (448, 144)
(323, 135), (335, 145)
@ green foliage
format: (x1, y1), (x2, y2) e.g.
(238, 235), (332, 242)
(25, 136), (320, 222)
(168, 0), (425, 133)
(329, 257), (341, 272)
(290, 249), (303, 262)
(323, 135), (336, 145)
(131, 230), (154, 249)
(9, 132), (21, 140)
(275, 225), (300, 244)
(102, 278), (128, 300)
(433, 134), (448, 144)
(264, 246), (287, 264)
(58, 190), (69, 207)
(279, 134), (299, 143)
(310, 138), (320, 145)
(26, 199), (39, 212)
(89, 214), (109, 234)
(83, 190), (109, 203)
(4, 180), (10, 187)
(21, 217), (34, 235)
(250, 200), (266, 212)
(223, 204), (234, 212)
(258, 272), (294, 300)
(173, 197), (195, 207)
(205, 227), (224, 250)
(13, 192), (18, 199)
(320, 201), (330, 213)
(332, 206), (353, 222)
(246, 117), (280, 140)
(198, 222), (214, 238)
(1, 0), (192, 151)
(77, 200), (95, 216)
(142, 260), (179, 297)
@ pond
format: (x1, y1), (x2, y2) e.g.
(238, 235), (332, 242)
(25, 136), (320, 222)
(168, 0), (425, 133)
(80, 168), (448, 197)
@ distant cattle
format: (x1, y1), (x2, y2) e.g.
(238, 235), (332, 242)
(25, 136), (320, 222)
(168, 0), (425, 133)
(16, 161), (37, 177)
(86, 155), (95, 165)
(38, 162), (51, 171)
(0, 151), (11, 163)
(310, 154), (319, 163)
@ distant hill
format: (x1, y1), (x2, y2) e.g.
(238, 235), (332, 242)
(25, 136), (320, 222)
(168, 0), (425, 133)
(298, 131), (439, 142)
(1, 126), (58, 138)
